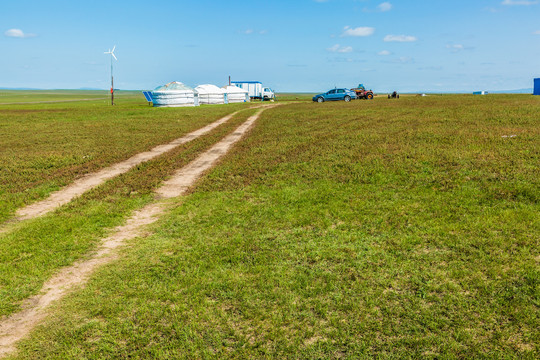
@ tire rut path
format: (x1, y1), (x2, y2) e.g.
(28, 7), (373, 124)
(0, 106), (272, 358)
(14, 110), (242, 222)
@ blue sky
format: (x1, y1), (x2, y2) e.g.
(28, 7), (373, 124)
(1, 0), (539, 92)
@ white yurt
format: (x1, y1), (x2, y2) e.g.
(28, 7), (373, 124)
(222, 85), (250, 103)
(195, 84), (228, 105)
(151, 81), (199, 107)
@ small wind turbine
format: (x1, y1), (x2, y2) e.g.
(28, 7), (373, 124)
(104, 46), (117, 105)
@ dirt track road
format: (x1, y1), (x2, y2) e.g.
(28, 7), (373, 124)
(0, 106), (273, 358)
(14, 110), (242, 221)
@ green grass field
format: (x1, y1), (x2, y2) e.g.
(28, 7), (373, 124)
(0, 90), (137, 104)
(1, 92), (538, 358)
(0, 95), (250, 223)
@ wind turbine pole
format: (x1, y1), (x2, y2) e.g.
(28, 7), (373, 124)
(110, 53), (114, 106)
(104, 45), (117, 106)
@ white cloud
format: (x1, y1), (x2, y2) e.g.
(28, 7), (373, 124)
(446, 44), (475, 52)
(4, 28), (35, 38)
(378, 50), (391, 56)
(341, 26), (375, 37)
(327, 44), (353, 53)
(382, 56), (414, 64)
(378, 2), (393, 11)
(241, 29), (268, 35)
(397, 56), (413, 63)
(446, 44), (464, 50)
(384, 34), (417, 42)
(533, 30), (540, 34)
(501, 0), (538, 5)
(327, 44), (339, 52)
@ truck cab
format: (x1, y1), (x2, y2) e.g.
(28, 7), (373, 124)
(262, 87), (275, 100)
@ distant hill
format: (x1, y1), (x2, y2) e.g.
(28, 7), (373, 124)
(0, 87), (41, 90)
(394, 89), (534, 95)
(0, 87), (131, 91)
(488, 88), (533, 94)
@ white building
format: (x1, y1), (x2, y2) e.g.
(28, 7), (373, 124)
(195, 84), (228, 105)
(151, 82), (199, 107)
(222, 85), (250, 103)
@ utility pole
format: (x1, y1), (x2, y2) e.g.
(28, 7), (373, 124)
(110, 55), (114, 105)
(104, 46), (117, 106)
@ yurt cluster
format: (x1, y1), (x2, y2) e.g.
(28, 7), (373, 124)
(150, 81), (249, 107)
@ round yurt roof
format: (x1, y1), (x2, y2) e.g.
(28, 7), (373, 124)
(222, 85), (248, 94)
(195, 84), (225, 94)
(154, 81), (195, 92)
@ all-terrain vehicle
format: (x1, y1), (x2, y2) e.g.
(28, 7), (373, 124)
(388, 91), (399, 99)
(351, 84), (374, 100)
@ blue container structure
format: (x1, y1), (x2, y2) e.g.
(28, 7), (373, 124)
(534, 78), (540, 95)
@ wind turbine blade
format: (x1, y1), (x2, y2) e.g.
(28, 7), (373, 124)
(112, 45), (116, 52)
(112, 53), (117, 61)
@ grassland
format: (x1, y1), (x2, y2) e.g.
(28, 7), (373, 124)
(1, 93), (539, 358)
(0, 90), (257, 313)
(0, 90), (136, 104)
(0, 96), (249, 223)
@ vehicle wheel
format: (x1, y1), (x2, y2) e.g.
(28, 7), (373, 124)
(367, 93), (374, 100)
(344, 95), (351, 102)
(317, 97), (324, 103)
